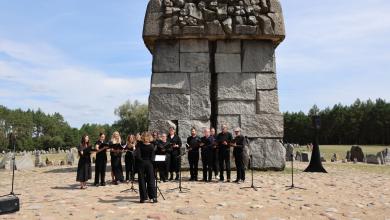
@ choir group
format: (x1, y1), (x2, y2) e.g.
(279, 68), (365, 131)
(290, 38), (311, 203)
(76, 125), (247, 203)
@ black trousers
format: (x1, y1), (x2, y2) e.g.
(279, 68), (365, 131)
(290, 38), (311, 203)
(138, 160), (156, 201)
(156, 154), (170, 181)
(188, 151), (199, 180)
(170, 150), (180, 174)
(124, 152), (135, 181)
(111, 155), (124, 182)
(94, 156), (107, 184)
(219, 149), (231, 181)
(234, 152), (245, 181)
(202, 150), (213, 181)
(213, 148), (219, 176)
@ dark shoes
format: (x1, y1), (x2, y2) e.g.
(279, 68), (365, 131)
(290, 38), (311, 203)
(140, 199), (157, 203)
(100, 183), (106, 186)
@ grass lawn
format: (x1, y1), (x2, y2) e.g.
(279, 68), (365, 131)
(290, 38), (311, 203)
(285, 145), (388, 162)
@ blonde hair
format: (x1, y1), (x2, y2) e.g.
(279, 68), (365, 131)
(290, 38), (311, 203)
(127, 134), (136, 145)
(111, 131), (121, 144)
(141, 132), (154, 144)
(135, 133), (141, 142)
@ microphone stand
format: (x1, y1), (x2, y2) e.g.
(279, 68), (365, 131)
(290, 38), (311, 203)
(285, 153), (306, 190)
(1, 132), (20, 198)
(11, 134), (16, 195)
(168, 148), (190, 193)
(240, 155), (261, 191)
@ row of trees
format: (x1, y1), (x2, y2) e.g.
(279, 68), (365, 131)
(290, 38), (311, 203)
(0, 106), (79, 151)
(78, 100), (148, 146)
(284, 99), (390, 145)
(1, 98), (389, 151)
(0, 100), (148, 152)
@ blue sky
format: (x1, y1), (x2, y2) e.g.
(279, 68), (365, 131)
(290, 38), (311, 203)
(0, 0), (389, 128)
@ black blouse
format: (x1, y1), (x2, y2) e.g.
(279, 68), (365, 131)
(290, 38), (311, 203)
(135, 142), (156, 161)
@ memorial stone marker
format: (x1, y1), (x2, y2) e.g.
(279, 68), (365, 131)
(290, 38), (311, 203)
(143, 0), (286, 170)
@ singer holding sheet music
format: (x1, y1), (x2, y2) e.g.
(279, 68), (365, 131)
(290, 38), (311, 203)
(216, 125), (233, 182)
(167, 127), (182, 181)
(94, 133), (108, 186)
(187, 128), (201, 181)
(76, 135), (92, 189)
(124, 135), (136, 182)
(200, 128), (214, 182)
(109, 131), (124, 185)
(155, 133), (172, 182)
(232, 127), (245, 183)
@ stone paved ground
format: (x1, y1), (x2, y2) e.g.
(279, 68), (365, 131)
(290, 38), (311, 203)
(1, 162), (390, 220)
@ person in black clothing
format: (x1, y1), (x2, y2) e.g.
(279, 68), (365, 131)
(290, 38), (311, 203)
(200, 128), (214, 182)
(135, 132), (157, 203)
(124, 134), (136, 182)
(167, 127), (182, 181)
(94, 133), (108, 186)
(155, 133), (171, 182)
(187, 128), (201, 181)
(232, 128), (246, 183)
(152, 131), (159, 144)
(210, 127), (218, 179)
(216, 124), (233, 182)
(109, 131), (124, 185)
(76, 135), (92, 189)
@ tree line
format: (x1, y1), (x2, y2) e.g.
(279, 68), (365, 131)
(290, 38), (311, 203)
(1, 98), (389, 151)
(0, 100), (148, 152)
(284, 99), (390, 146)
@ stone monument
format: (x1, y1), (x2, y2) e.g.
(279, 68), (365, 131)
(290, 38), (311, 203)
(143, 0), (286, 170)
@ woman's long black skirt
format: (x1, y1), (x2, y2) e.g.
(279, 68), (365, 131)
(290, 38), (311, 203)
(76, 157), (92, 182)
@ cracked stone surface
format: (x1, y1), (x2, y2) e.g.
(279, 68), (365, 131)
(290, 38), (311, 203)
(144, 0), (286, 170)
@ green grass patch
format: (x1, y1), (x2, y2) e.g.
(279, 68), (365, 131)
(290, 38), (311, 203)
(294, 145), (388, 161)
(324, 162), (390, 175)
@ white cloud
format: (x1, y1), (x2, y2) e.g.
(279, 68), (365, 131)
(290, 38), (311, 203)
(0, 39), (150, 128)
(277, 0), (390, 113)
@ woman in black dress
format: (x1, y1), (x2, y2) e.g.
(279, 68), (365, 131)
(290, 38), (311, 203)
(155, 133), (172, 182)
(94, 133), (108, 186)
(76, 135), (92, 189)
(135, 132), (157, 203)
(110, 131), (124, 185)
(167, 127), (182, 181)
(124, 134), (136, 182)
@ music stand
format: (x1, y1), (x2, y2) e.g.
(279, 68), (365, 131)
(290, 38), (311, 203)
(167, 149), (190, 193)
(121, 151), (137, 193)
(154, 155), (166, 200)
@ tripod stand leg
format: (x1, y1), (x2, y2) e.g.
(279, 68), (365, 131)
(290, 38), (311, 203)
(240, 156), (261, 191)
(285, 154), (306, 190)
(157, 187), (165, 200)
